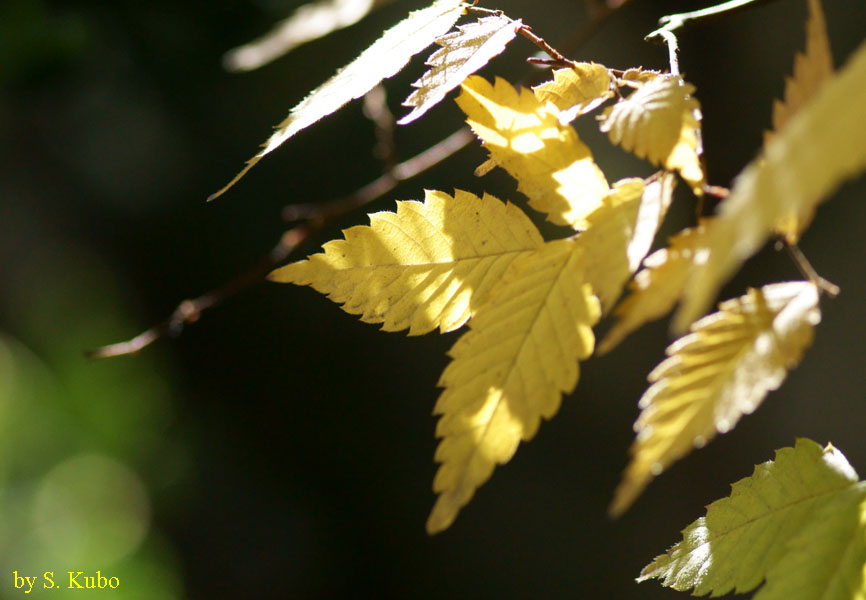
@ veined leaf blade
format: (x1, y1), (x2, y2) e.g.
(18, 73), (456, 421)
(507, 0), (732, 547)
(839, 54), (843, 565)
(428, 239), (600, 533)
(456, 75), (609, 229)
(640, 439), (864, 597)
(270, 189), (543, 335)
(674, 38), (866, 332)
(399, 14), (523, 125)
(210, 0), (465, 199)
(612, 282), (821, 517)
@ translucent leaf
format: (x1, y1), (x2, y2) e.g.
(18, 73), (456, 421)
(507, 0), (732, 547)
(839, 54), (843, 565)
(640, 439), (866, 599)
(598, 222), (707, 354)
(269, 189), (543, 335)
(766, 0), (834, 243)
(428, 239), (600, 533)
(210, 0), (465, 199)
(532, 63), (613, 123)
(456, 76), (610, 229)
(600, 75), (705, 193)
(399, 14), (523, 125)
(223, 0), (392, 72)
(577, 173), (675, 312)
(674, 38), (866, 332)
(611, 282), (821, 517)
(768, 0), (834, 138)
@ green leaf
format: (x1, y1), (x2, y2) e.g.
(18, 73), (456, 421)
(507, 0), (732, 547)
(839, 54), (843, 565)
(640, 439), (866, 598)
(210, 0), (465, 199)
(399, 14), (523, 124)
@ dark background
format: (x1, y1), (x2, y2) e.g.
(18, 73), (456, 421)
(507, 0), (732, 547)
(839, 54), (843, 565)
(0, 0), (864, 598)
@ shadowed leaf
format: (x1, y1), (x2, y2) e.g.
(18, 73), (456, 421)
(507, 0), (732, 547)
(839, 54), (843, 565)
(399, 14), (523, 124)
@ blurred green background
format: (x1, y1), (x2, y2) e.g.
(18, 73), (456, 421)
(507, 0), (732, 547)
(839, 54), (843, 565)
(0, 0), (864, 598)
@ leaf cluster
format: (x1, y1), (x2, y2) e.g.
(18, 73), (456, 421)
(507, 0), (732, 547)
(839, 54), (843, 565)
(197, 0), (866, 596)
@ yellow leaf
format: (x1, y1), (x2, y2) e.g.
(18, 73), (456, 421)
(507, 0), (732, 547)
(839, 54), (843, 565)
(269, 189), (543, 335)
(620, 68), (662, 85)
(399, 15), (523, 124)
(598, 221), (707, 354)
(674, 38), (866, 333)
(768, 0), (834, 138)
(610, 282), (821, 517)
(578, 173), (676, 312)
(456, 75), (610, 229)
(532, 62), (613, 122)
(223, 0), (394, 72)
(766, 0), (834, 242)
(600, 75), (705, 193)
(210, 0), (464, 199)
(428, 239), (600, 533)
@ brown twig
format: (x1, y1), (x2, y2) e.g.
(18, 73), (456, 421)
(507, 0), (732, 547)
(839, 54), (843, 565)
(89, 128), (475, 358)
(86, 226), (312, 358)
(785, 242), (840, 297)
(90, 1), (635, 359)
(562, 0), (633, 57)
(518, 25), (575, 67)
(283, 127), (473, 222)
(362, 84), (397, 172)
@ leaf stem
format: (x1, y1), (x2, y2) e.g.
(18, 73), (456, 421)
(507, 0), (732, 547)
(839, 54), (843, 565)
(645, 0), (779, 74)
(647, 0), (778, 40)
(785, 242), (840, 297)
(517, 25), (575, 67)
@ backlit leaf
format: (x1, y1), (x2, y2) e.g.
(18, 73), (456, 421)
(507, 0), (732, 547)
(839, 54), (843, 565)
(577, 173), (675, 312)
(532, 63), (613, 123)
(611, 282), (821, 517)
(768, 0), (834, 138)
(399, 14), (523, 125)
(456, 75), (610, 229)
(223, 0), (393, 72)
(428, 239), (600, 533)
(598, 222), (707, 354)
(600, 75), (705, 193)
(674, 38), (866, 332)
(766, 0), (834, 243)
(269, 189), (543, 335)
(640, 439), (866, 599)
(210, 0), (464, 199)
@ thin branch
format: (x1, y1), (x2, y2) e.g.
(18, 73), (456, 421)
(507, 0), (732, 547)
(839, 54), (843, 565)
(362, 84), (397, 172)
(563, 0), (633, 56)
(651, 28), (680, 75)
(785, 242), (840, 297)
(646, 0), (777, 44)
(91, 1), (635, 359)
(283, 127), (473, 222)
(86, 226), (312, 359)
(518, 25), (575, 67)
(89, 128), (475, 359)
